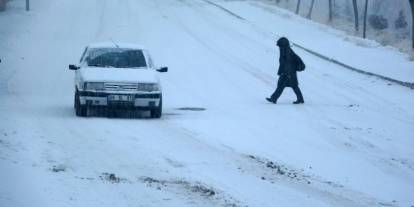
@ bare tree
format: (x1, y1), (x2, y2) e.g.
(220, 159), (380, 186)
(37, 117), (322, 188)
(410, 0), (414, 49)
(352, 0), (359, 31)
(307, 0), (316, 19)
(0, 0), (6, 11)
(295, 0), (301, 14)
(328, 0), (333, 21)
(363, 0), (369, 38)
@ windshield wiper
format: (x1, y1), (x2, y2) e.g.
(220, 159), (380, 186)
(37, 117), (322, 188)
(89, 64), (114, 68)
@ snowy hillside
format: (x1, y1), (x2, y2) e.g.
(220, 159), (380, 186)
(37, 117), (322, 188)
(1, 0), (414, 207)
(258, 0), (414, 56)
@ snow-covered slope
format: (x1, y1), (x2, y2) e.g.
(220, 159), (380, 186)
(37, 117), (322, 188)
(1, 0), (413, 207)
(211, 0), (414, 84)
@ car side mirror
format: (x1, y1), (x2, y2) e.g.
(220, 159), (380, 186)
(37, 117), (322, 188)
(69, 64), (80, 70)
(156, 67), (168, 73)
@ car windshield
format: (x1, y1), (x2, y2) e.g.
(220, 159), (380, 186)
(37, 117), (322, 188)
(84, 48), (147, 68)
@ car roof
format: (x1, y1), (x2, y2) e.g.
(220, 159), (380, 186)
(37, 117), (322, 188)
(87, 42), (147, 50)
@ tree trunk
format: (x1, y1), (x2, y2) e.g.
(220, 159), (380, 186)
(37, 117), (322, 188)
(0, 0), (6, 12)
(295, 0), (301, 14)
(307, 0), (316, 19)
(363, 0), (369, 38)
(410, 0), (414, 49)
(352, 0), (359, 31)
(328, 0), (333, 21)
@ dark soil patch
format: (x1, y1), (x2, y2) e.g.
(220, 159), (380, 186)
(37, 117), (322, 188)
(140, 176), (245, 206)
(245, 155), (346, 188)
(190, 184), (216, 196)
(141, 177), (216, 197)
(100, 173), (129, 184)
(75, 176), (95, 181)
(51, 165), (66, 173)
(246, 155), (300, 180)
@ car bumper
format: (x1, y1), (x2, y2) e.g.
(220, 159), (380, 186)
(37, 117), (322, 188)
(79, 91), (161, 109)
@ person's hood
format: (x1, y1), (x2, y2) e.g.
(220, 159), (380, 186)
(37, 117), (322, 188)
(277, 37), (290, 48)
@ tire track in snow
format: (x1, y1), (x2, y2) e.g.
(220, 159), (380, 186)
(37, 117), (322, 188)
(202, 0), (246, 21)
(158, 0), (275, 87)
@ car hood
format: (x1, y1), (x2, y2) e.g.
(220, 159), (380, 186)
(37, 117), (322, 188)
(80, 67), (159, 83)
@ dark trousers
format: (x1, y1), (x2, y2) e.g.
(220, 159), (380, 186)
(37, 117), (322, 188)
(270, 85), (304, 102)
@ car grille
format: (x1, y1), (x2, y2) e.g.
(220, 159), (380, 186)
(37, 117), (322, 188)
(104, 83), (138, 91)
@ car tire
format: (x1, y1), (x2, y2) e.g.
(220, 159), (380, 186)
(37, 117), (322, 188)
(75, 90), (87, 117)
(150, 97), (162, 118)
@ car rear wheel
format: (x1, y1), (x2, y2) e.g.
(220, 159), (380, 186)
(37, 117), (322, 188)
(150, 97), (162, 118)
(75, 90), (87, 117)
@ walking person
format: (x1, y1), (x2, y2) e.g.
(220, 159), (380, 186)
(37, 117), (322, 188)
(266, 37), (305, 104)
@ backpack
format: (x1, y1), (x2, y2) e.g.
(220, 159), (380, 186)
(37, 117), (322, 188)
(296, 56), (305, 72)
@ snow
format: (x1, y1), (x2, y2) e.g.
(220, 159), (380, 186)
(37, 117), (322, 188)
(1, 0), (414, 207)
(80, 67), (160, 84)
(87, 42), (148, 50)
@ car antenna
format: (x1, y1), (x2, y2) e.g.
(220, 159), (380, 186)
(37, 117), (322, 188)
(110, 38), (120, 48)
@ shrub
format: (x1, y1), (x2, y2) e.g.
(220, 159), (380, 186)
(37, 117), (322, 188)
(369, 15), (389, 30)
(395, 10), (408, 29)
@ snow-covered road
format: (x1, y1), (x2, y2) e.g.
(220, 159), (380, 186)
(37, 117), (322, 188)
(1, 0), (414, 207)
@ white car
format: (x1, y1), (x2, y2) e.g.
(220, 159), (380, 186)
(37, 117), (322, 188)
(69, 42), (168, 118)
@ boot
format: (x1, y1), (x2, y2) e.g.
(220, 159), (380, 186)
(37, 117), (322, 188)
(293, 100), (304, 104)
(266, 98), (276, 104)
(292, 86), (304, 104)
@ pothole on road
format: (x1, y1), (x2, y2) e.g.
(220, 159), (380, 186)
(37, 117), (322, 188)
(175, 107), (206, 111)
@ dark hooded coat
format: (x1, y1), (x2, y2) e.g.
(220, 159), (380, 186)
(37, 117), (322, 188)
(276, 38), (305, 88)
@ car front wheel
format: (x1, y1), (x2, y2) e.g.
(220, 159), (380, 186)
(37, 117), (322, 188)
(75, 90), (87, 117)
(150, 97), (162, 118)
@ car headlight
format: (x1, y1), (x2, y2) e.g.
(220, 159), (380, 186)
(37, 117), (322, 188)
(137, 83), (159, 92)
(85, 82), (105, 91)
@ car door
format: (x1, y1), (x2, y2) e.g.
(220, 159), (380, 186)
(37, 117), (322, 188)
(75, 47), (88, 90)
